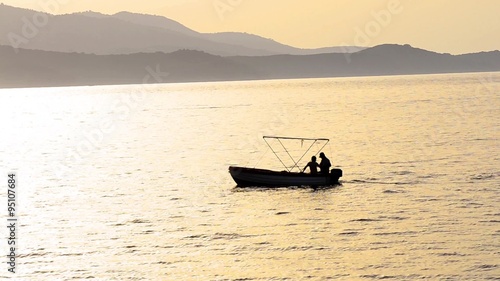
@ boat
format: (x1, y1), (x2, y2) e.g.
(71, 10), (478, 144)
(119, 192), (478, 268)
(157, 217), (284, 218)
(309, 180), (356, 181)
(229, 136), (343, 187)
(228, 166), (343, 187)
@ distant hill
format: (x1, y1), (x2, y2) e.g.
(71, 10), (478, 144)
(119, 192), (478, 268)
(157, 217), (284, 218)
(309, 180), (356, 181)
(231, 44), (500, 78)
(111, 11), (200, 36)
(1, 44), (499, 88)
(0, 46), (262, 88)
(199, 32), (364, 55)
(0, 4), (362, 56)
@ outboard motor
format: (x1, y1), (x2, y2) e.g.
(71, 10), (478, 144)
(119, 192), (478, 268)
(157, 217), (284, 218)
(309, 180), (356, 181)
(330, 168), (343, 184)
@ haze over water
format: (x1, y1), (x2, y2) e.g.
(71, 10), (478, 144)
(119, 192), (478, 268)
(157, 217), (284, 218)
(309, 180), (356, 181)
(0, 72), (499, 280)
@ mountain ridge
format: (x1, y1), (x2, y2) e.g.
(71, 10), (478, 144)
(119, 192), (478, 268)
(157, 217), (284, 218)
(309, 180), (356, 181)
(0, 4), (363, 56)
(1, 44), (499, 89)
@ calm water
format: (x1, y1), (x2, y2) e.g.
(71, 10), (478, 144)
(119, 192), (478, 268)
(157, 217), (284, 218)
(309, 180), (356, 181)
(0, 73), (499, 280)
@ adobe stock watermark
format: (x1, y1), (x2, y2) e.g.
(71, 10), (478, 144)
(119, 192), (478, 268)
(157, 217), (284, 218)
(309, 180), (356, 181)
(450, 72), (499, 121)
(54, 65), (170, 179)
(340, 0), (404, 63)
(7, 0), (72, 53)
(398, 72), (499, 179)
(475, 72), (499, 95)
(234, 106), (291, 160)
(203, 106), (291, 190)
(213, 0), (244, 20)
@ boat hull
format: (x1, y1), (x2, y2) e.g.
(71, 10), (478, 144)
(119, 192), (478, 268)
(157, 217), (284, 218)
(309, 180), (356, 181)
(229, 166), (342, 187)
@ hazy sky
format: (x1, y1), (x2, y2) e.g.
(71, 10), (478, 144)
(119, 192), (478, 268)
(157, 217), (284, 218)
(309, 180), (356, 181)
(3, 0), (499, 54)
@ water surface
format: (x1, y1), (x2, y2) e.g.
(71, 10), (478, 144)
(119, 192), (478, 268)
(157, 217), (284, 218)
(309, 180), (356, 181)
(0, 72), (499, 280)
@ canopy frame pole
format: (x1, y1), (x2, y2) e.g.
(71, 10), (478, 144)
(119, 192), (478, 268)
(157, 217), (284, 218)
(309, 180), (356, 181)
(314, 141), (329, 158)
(294, 140), (325, 171)
(264, 137), (290, 172)
(262, 136), (330, 173)
(277, 138), (300, 172)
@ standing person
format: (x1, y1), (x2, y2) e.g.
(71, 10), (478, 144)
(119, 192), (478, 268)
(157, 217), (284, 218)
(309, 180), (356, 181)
(319, 152), (331, 175)
(302, 156), (319, 174)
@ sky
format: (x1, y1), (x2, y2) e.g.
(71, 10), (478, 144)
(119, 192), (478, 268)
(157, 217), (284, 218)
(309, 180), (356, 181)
(2, 0), (500, 54)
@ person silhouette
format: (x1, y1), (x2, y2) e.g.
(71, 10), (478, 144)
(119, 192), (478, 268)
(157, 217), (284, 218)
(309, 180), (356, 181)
(302, 156), (320, 174)
(319, 152), (331, 175)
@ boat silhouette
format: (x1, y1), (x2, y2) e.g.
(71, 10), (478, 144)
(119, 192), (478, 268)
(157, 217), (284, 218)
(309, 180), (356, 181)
(229, 136), (343, 187)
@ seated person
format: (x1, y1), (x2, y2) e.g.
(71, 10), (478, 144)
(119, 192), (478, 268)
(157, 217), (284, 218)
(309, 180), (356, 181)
(319, 152), (331, 175)
(302, 156), (319, 174)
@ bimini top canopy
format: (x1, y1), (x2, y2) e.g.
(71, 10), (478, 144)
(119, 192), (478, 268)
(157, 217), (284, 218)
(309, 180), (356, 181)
(262, 136), (329, 172)
(263, 136), (329, 141)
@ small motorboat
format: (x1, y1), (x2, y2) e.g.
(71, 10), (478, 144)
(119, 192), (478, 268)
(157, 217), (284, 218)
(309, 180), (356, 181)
(229, 166), (342, 187)
(229, 136), (343, 187)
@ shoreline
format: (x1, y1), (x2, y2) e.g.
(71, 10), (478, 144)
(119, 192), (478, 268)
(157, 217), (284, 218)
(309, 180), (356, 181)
(1, 70), (498, 90)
